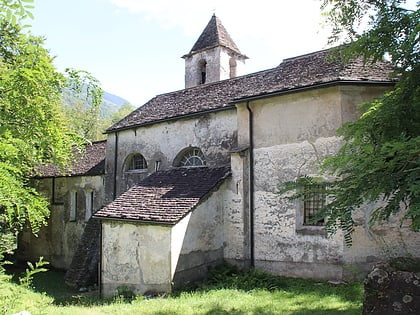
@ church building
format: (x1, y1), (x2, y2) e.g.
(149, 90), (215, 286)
(20, 15), (420, 297)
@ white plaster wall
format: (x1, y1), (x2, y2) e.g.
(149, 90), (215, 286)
(171, 213), (190, 279)
(251, 88), (343, 146)
(252, 139), (345, 279)
(117, 111), (235, 166)
(178, 189), (225, 255)
(223, 152), (250, 264)
(170, 186), (227, 286)
(342, 205), (420, 277)
(101, 221), (172, 297)
(230, 84), (414, 280)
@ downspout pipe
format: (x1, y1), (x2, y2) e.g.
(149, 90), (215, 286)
(246, 101), (255, 268)
(112, 132), (119, 200)
(99, 222), (103, 297)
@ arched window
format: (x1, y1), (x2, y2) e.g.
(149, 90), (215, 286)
(199, 60), (207, 84)
(125, 153), (148, 172)
(175, 147), (206, 167)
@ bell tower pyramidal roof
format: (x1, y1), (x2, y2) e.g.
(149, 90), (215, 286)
(188, 14), (243, 55)
(182, 14), (248, 88)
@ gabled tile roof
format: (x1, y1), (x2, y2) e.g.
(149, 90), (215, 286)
(107, 48), (395, 133)
(93, 166), (231, 224)
(34, 140), (106, 178)
(186, 14), (243, 56)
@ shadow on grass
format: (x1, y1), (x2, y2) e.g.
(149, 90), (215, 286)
(199, 264), (363, 305)
(6, 265), (105, 306)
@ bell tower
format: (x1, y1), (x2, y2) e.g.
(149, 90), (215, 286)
(182, 14), (248, 88)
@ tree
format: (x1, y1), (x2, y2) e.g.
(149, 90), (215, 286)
(0, 0), (102, 255)
(62, 69), (104, 141)
(110, 102), (135, 124)
(0, 21), (80, 242)
(307, 0), (419, 243)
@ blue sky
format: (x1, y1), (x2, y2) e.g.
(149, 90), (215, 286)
(29, 0), (416, 106)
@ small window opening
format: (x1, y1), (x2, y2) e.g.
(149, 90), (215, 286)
(155, 160), (161, 172)
(199, 60), (207, 84)
(303, 183), (326, 226)
(70, 191), (77, 221)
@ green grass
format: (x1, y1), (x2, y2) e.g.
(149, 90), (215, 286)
(1, 264), (363, 315)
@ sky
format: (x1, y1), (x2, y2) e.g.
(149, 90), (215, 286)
(28, 0), (415, 106)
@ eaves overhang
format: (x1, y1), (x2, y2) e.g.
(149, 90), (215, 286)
(230, 79), (396, 105)
(104, 105), (236, 134)
(92, 215), (177, 226)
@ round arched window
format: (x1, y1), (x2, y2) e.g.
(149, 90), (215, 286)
(177, 148), (206, 167)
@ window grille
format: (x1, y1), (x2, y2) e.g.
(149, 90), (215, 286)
(179, 148), (206, 167)
(303, 183), (326, 226)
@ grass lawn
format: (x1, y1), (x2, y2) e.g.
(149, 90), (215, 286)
(1, 264), (363, 315)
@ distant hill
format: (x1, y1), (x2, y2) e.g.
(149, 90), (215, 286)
(61, 87), (131, 120)
(101, 91), (131, 119)
(103, 91), (129, 107)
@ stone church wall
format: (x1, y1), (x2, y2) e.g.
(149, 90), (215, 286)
(105, 110), (237, 202)
(19, 175), (104, 269)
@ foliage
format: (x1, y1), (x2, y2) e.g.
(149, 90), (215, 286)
(110, 102), (135, 124)
(62, 69), (104, 141)
(204, 262), (288, 291)
(280, 0), (420, 243)
(18, 257), (48, 288)
(0, 0), (34, 26)
(115, 285), (136, 302)
(321, 0), (419, 72)
(0, 22), (77, 242)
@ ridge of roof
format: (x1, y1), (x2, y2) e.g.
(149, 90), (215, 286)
(94, 166), (231, 224)
(187, 14), (243, 56)
(107, 47), (395, 133)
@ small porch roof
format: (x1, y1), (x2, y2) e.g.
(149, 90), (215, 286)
(94, 166), (231, 224)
